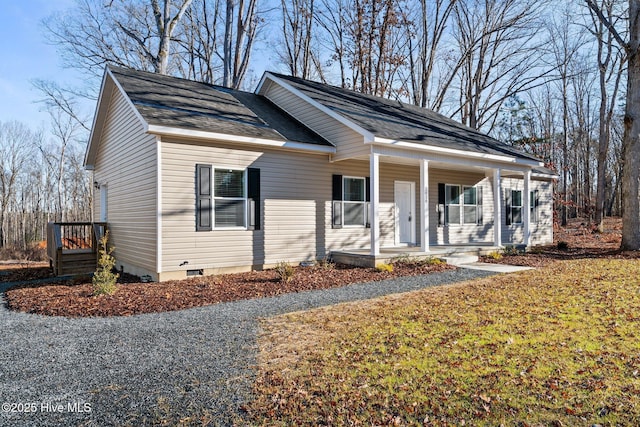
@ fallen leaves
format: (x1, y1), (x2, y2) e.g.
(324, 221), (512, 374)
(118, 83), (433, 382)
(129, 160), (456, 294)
(243, 258), (640, 426)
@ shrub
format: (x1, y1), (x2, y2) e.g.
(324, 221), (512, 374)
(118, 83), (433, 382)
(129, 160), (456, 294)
(375, 263), (393, 273)
(390, 253), (412, 265)
(502, 245), (519, 256)
(275, 261), (295, 283)
(317, 256), (335, 270)
(92, 232), (119, 296)
(487, 251), (503, 260)
(422, 257), (445, 266)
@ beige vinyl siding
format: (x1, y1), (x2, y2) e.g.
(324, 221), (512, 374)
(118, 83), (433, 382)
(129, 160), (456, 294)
(160, 139), (553, 276)
(430, 169), (494, 245)
(501, 177), (553, 245)
(262, 84), (369, 160)
(92, 86), (157, 275)
(160, 141), (421, 273)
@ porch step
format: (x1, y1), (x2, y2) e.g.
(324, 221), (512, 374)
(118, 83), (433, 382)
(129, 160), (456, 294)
(441, 254), (479, 266)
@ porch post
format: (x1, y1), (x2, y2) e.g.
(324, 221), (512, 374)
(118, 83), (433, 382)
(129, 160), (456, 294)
(420, 159), (429, 252)
(370, 152), (380, 256)
(493, 168), (502, 247)
(523, 169), (531, 247)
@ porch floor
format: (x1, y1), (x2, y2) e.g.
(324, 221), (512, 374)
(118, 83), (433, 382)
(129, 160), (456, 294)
(331, 245), (499, 268)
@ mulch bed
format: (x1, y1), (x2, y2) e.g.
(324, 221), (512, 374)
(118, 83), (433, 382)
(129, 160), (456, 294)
(4, 262), (454, 318)
(481, 217), (639, 267)
(4, 217), (637, 318)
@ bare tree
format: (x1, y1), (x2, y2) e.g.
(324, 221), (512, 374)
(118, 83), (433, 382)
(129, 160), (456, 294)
(278, 0), (317, 79)
(403, 0), (457, 109)
(0, 122), (38, 248)
(176, 0), (223, 83)
(45, 0), (193, 76)
(586, 0), (640, 250)
(586, 0), (627, 231)
(546, 5), (588, 225)
(449, 0), (550, 132)
(222, 0), (260, 88)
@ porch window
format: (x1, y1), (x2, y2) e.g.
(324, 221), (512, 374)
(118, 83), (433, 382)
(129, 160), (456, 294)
(441, 184), (483, 226)
(506, 189), (523, 225)
(530, 190), (539, 223)
(343, 176), (367, 226)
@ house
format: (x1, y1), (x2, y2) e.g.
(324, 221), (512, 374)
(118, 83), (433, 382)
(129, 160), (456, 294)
(84, 66), (555, 281)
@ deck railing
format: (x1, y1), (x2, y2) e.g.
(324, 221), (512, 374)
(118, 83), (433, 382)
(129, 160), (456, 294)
(47, 222), (108, 275)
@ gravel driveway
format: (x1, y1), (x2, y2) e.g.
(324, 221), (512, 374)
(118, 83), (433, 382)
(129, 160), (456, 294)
(0, 268), (494, 426)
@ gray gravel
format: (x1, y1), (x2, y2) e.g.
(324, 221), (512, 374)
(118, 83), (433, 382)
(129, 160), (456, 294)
(0, 268), (495, 426)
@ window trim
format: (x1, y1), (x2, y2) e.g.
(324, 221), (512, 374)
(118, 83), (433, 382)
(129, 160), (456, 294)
(530, 189), (539, 224)
(510, 189), (523, 225)
(213, 167), (248, 230)
(442, 184), (482, 226)
(342, 175), (368, 228)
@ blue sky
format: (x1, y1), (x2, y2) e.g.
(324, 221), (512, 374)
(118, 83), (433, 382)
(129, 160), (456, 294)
(0, 0), (83, 131)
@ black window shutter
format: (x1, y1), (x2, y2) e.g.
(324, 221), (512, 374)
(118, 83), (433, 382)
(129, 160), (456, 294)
(505, 189), (512, 226)
(365, 176), (371, 202)
(248, 168), (260, 230)
(533, 189), (539, 223)
(196, 164), (212, 231)
(437, 183), (445, 226)
(477, 186), (483, 225)
(332, 174), (343, 228)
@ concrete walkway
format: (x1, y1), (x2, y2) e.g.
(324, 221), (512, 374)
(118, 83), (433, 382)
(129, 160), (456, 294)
(458, 262), (534, 273)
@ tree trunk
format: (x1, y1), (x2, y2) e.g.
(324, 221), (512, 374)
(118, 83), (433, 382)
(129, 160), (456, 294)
(621, 0), (640, 249)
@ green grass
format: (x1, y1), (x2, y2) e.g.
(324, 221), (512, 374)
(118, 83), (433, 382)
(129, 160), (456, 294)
(245, 259), (640, 426)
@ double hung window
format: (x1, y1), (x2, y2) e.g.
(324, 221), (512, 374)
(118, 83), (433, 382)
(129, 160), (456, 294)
(440, 184), (482, 226)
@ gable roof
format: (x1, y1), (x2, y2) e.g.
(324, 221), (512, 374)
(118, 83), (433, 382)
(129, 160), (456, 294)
(111, 66), (333, 146)
(262, 72), (542, 164)
(86, 67), (334, 167)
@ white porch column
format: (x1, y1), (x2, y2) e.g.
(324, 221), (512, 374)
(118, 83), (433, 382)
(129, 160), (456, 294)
(370, 153), (380, 256)
(523, 169), (531, 247)
(493, 168), (502, 247)
(420, 159), (430, 252)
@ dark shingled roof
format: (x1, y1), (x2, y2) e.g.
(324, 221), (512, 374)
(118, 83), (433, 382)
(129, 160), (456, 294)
(268, 73), (542, 163)
(108, 66), (332, 147)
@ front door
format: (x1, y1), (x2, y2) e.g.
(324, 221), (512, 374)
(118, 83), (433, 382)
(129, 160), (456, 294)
(394, 181), (415, 245)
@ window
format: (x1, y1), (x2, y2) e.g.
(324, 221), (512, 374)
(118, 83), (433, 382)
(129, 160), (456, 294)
(440, 184), (482, 226)
(331, 174), (370, 228)
(509, 189), (523, 224)
(343, 177), (367, 226)
(214, 169), (246, 228)
(530, 190), (539, 223)
(196, 165), (260, 231)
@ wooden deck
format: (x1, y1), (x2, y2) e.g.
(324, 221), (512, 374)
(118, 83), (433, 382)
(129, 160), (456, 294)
(47, 222), (107, 276)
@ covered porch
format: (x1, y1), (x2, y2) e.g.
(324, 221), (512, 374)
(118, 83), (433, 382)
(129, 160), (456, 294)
(349, 143), (545, 260)
(331, 244), (502, 268)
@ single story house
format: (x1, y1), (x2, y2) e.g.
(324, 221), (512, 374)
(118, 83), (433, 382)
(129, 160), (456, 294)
(85, 66), (555, 281)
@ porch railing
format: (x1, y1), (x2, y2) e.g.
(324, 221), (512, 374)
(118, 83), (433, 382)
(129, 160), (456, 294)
(47, 222), (108, 275)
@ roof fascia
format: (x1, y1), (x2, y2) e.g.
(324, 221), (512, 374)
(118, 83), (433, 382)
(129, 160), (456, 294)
(147, 124), (337, 154)
(84, 68), (111, 169)
(373, 136), (543, 168)
(258, 72), (376, 142)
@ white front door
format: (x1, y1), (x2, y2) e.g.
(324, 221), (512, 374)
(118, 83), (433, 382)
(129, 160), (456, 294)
(395, 181), (415, 245)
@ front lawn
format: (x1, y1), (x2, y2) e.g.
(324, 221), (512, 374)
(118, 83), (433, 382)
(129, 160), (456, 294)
(245, 259), (640, 425)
